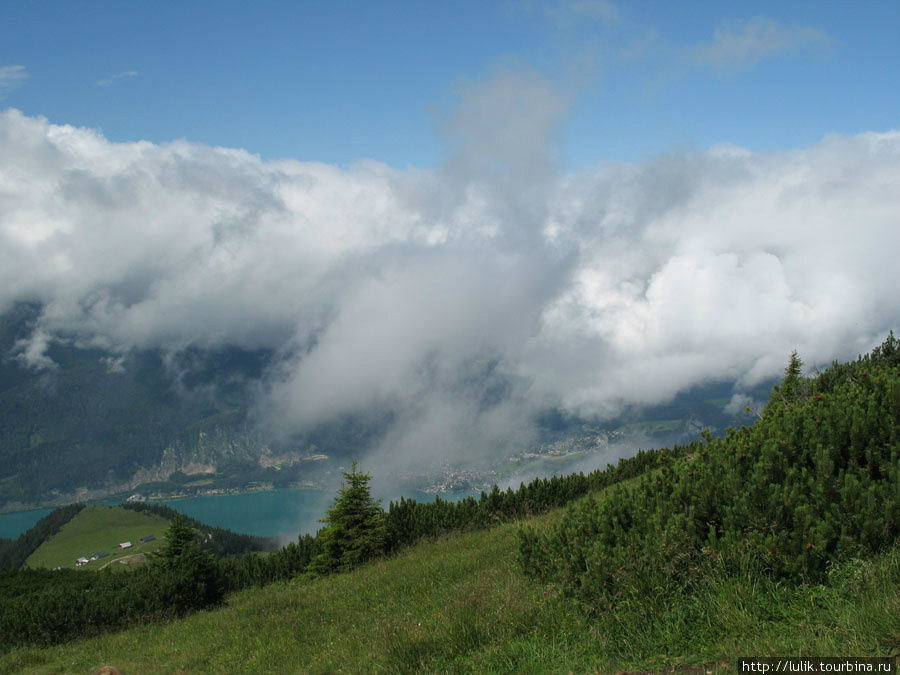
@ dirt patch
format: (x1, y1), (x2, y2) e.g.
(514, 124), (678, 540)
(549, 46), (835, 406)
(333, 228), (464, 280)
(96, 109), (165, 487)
(98, 553), (147, 569)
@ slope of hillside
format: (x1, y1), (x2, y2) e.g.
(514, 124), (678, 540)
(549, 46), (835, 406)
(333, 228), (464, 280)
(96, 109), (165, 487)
(3, 505), (899, 673)
(25, 506), (168, 570)
(3, 338), (899, 671)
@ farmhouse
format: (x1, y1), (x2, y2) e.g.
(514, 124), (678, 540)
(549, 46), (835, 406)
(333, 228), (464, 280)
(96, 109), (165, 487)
(140, 534), (155, 543)
(118, 541), (132, 549)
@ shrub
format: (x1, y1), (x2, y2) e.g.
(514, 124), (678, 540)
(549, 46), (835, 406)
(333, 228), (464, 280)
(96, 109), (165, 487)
(520, 333), (900, 612)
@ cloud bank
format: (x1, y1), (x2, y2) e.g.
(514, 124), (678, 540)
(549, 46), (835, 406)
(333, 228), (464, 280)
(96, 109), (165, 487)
(1, 69), (898, 466)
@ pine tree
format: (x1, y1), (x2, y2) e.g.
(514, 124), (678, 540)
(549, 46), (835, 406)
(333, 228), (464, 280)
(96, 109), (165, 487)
(161, 513), (195, 559)
(308, 462), (386, 574)
(153, 513), (223, 614)
(766, 350), (807, 412)
(782, 350), (804, 399)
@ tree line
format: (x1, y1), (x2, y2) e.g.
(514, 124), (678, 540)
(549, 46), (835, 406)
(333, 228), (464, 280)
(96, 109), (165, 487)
(0, 504), (84, 570)
(121, 502), (277, 557)
(213, 444), (691, 591)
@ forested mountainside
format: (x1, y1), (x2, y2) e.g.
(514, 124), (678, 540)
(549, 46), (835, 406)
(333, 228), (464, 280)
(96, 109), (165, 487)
(1, 302), (765, 512)
(0, 304), (253, 503)
(0, 304), (381, 510)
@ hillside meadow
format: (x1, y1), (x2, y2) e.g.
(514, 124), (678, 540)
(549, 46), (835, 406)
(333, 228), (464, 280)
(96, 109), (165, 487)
(3, 497), (899, 674)
(25, 506), (167, 571)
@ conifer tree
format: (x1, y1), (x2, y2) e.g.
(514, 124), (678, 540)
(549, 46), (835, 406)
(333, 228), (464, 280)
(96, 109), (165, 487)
(161, 513), (195, 559)
(782, 350), (804, 399)
(766, 350), (807, 412)
(153, 512), (223, 614)
(308, 461), (385, 574)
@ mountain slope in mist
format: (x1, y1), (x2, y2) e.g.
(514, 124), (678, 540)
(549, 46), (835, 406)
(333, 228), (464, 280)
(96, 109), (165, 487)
(0, 301), (772, 511)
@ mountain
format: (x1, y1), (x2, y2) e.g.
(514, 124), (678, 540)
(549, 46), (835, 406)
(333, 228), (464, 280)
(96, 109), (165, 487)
(0, 304), (265, 508)
(0, 305), (377, 510)
(0, 303), (769, 512)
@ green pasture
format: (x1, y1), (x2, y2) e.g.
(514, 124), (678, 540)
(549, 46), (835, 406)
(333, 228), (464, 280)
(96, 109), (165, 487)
(25, 506), (167, 570)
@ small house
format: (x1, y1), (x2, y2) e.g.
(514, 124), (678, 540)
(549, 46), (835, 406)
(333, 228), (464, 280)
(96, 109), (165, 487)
(118, 541), (132, 549)
(140, 534), (156, 543)
(75, 557), (89, 566)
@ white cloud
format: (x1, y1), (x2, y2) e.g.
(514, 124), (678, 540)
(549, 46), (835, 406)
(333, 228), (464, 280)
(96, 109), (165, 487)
(102, 354), (127, 374)
(12, 329), (57, 370)
(0, 65), (28, 98)
(688, 16), (834, 71)
(1, 80), (898, 466)
(724, 393), (761, 417)
(96, 70), (139, 87)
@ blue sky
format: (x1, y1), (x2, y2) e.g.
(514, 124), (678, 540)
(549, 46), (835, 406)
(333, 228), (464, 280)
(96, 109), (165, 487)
(2, 0), (897, 168)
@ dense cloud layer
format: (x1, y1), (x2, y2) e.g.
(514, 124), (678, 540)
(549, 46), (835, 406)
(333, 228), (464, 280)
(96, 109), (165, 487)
(2, 72), (898, 464)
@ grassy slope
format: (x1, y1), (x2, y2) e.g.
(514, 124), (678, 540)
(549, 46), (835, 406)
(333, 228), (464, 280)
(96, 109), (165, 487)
(5, 493), (900, 674)
(25, 506), (167, 570)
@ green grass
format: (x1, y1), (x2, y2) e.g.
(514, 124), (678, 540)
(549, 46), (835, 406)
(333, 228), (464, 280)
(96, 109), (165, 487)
(4, 497), (900, 674)
(24, 506), (167, 570)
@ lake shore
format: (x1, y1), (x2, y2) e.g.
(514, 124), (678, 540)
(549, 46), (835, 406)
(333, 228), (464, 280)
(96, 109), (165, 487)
(0, 483), (479, 540)
(0, 480), (326, 517)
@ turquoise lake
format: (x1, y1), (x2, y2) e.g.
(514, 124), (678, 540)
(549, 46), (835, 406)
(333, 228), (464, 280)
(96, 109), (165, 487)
(0, 487), (475, 541)
(0, 507), (55, 540)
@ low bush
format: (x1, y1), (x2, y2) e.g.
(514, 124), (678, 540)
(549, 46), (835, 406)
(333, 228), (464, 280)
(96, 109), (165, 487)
(519, 333), (900, 612)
